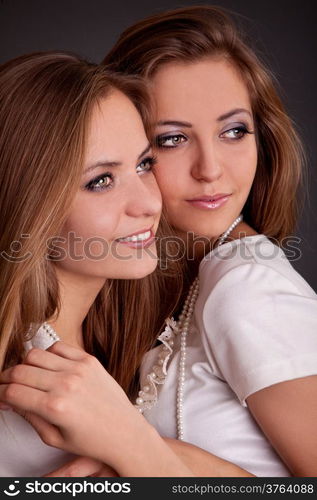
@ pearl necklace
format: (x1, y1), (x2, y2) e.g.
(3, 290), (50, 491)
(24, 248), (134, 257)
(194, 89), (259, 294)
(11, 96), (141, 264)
(40, 215), (243, 440)
(135, 214), (243, 441)
(42, 322), (60, 342)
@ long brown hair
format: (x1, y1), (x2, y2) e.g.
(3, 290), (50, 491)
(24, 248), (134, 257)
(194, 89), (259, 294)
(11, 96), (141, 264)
(0, 52), (182, 398)
(104, 5), (305, 241)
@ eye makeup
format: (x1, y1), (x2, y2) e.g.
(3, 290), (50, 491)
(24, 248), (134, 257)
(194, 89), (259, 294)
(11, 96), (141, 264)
(84, 172), (114, 192)
(219, 123), (255, 140)
(136, 155), (157, 173)
(83, 155), (157, 193)
(155, 133), (188, 148)
(155, 119), (254, 149)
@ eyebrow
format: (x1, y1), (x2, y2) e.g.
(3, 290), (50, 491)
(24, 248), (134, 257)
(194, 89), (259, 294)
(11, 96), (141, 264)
(156, 109), (252, 129)
(217, 108), (252, 121)
(156, 120), (192, 128)
(83, 143), (152, 174)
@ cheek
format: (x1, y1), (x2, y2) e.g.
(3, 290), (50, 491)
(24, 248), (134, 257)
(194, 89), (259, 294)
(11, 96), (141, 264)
(54, 199), (122, 273)
(229, 143), (257, 189)
(61, 198), (120, 242)
(146, 173), (163, 209)
(153, 155), (187, 201)
(245, 145), (258, 184)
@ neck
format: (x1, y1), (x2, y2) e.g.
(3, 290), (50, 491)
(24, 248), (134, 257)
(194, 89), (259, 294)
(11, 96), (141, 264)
(48, 266), (106, 349)
(178, 218), (257, 297)
(184, 219), (257, 265)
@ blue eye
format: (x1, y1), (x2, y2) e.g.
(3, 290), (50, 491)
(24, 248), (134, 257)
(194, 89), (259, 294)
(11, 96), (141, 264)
(85, 172), (113, 192)
(136, 155), (157, 173)
(220, 125), (253, 140)
(155, 134), (187, 148)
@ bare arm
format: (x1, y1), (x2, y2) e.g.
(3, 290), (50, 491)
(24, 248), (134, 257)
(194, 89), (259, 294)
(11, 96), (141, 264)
(247, 375), (317, 477)
(0, 342), (193, 477)
(0, 341), (253, 477)
(164, 438), (254, 477)
(44, 439), (254, 477)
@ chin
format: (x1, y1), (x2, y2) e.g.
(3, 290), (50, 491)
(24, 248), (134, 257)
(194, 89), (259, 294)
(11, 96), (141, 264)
(175, 223), (223, 241)
(175, 212), (241, 240)
(115, 258), (158, 280)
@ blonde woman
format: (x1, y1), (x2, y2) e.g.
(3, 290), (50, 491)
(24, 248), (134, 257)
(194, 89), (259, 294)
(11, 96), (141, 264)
(0, 51), (255, 478)
(0, 51), (205, 477)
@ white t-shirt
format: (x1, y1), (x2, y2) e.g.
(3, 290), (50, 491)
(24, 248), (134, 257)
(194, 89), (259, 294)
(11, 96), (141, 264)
(0, 327), (75, 477)
(139, 235), (317, 477)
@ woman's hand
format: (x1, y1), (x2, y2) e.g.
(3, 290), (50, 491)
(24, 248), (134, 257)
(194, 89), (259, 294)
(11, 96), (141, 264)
(0, 342), (149, 467)
(44, 457), (118, 477)
(0, 342), (194, 476)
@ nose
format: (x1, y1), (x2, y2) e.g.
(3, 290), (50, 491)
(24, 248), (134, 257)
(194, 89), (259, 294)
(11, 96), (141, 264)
(190, 140), (223, 183)
(125, 175), (162, 219)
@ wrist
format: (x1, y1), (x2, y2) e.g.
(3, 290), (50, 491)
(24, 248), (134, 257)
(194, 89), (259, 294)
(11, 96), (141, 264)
(108, 415), (194, 477)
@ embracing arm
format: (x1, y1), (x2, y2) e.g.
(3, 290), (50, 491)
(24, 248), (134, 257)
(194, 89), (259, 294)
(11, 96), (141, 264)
(44, 438), (254, 477)
(0, 342), (193, 477)
(247, 375), (317, 477)
(165, 438), (254, 477)
(0, 342), (252, 477)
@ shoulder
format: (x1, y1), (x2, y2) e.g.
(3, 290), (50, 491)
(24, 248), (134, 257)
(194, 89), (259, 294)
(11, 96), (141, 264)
(199, 234), (316, 308)
(196, 233), (317, 366)
(195, 235), (317, 405)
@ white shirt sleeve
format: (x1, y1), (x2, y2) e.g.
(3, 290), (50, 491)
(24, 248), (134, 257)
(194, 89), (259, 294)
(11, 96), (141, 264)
(201, 262), (317, 406)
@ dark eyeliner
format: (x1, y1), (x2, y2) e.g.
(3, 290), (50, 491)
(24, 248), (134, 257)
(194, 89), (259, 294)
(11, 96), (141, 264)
(234, 124), (254, 134)
(138, 155), (158, 170)
(155, 133), (187, 148)
(84, 172), (114, 192)
(222, 124), (254, 137)
(147, 155), (158, 167)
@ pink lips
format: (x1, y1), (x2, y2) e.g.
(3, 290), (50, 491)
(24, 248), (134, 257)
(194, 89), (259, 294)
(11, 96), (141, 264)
(186, 193), (231, 210)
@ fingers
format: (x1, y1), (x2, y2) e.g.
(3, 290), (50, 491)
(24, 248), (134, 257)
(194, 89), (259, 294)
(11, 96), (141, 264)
(0, 382), (69, 428)
(44, 457), (104, 477)
(90, 465), (119, 477)
(0, 383), (47, 417)
(23, 347), (71, 371)
(22, 342), (87, 371)
(16, 410), (62, 449)
(44, 456), (119, 477)
(0, 402), (12, 410)
(0, 364), (57, 391)
(47, 341), (87, 361)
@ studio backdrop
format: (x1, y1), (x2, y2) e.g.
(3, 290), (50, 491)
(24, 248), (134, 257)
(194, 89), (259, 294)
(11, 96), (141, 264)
(1, 0), (316, 290)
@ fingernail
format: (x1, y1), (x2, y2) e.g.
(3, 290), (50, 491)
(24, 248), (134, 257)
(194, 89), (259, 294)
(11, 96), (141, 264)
(0, 403), (12, 411)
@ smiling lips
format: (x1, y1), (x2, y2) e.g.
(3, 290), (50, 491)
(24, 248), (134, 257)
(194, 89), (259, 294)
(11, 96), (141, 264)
(116, 228), (155, 248)
(186, 193), (231, 210)
(116, 193), (230, 247)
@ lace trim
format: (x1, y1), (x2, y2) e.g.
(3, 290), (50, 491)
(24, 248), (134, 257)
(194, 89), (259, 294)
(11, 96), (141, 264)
(134, 317), (178, 413)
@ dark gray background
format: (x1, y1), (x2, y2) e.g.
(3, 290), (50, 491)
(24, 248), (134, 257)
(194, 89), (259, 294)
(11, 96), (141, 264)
(1, 0), (316, 290)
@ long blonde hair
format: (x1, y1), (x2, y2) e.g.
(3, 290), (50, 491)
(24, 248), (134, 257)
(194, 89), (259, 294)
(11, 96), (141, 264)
(0, 52), (182, 398)
(104, 5), (305, 241)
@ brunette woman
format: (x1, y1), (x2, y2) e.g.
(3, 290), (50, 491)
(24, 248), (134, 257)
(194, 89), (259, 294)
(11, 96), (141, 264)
(0, 51), (198, 477)
(101, 5), (317, 477)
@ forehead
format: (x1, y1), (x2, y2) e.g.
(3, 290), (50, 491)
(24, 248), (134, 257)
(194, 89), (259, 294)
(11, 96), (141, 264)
(88, 90), (142, 140)
(151, 58), (252, 118)
(85, 90), (146, 162)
